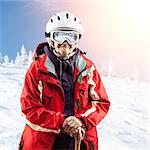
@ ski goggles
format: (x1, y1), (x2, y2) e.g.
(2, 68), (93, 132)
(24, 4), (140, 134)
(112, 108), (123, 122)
(50, 31), (79, 45)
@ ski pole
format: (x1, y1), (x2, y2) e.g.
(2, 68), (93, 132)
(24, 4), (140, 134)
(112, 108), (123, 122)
(75, 138), (81, 150)
(74, 126), (85, 150)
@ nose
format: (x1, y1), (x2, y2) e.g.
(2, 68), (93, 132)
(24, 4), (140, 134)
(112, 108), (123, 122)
(61, 40), (70, 45)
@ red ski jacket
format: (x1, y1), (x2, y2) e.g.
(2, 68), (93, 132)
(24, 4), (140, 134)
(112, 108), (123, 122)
(19, 43), (110, 150)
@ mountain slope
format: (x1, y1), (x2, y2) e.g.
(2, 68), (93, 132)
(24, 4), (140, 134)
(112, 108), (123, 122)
(0, 65), (149, 150)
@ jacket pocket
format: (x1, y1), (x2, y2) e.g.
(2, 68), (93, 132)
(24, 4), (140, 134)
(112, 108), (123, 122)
(42, 94), (53, 110)
(78, 87), (89, 109)
(42, 83), (54, 109)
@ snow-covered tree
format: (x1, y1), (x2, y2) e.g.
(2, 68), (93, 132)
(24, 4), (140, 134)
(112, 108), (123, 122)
(15, 45), (29, 66)
(9, 60), (14, 66)
(131, 69), (139, 82)
(100, 62), (107, 76)
(3, 55), (9, 65)
(15, 52), (21, 66)
(19, 45), (28, 65)
(0, 53), (3, 64)
(27, 50), (33, 67)
(108, 58), (115, 77)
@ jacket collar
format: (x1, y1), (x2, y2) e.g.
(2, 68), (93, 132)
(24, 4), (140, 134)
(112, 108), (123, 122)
(35, 43), (92, 80)
(43, 45), (86, 76)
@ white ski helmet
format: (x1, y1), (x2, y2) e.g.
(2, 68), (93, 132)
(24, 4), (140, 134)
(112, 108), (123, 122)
(45, 11), (83, 39)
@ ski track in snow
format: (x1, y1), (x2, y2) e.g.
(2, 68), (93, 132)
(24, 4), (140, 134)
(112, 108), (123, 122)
(0, 65), (149, 150)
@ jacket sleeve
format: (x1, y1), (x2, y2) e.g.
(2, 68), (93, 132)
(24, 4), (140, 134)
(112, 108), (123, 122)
(76, 67), (110, 130)
(20, 63), (65, 133)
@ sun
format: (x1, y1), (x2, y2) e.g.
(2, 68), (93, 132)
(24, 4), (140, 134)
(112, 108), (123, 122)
(127, 0), (150, 22)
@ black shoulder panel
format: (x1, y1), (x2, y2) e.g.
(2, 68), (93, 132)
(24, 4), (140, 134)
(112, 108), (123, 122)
(36, 42), (49, 56)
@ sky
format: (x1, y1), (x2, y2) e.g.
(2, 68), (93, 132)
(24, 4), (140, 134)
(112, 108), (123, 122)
(0, 0), (150, 82)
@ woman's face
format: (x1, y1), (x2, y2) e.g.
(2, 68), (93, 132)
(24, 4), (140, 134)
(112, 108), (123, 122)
(53, 41), (76, 59)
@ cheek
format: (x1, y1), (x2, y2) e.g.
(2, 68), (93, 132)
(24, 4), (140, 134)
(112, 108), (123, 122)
(54, 43), (58, 49)
(71, 44), (76, 50)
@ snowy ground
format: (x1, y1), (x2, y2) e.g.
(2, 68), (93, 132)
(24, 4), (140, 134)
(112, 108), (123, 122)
(0, 65), (149, 150)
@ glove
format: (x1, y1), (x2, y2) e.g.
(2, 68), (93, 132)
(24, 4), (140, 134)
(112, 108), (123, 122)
(62, 116), (82, 137)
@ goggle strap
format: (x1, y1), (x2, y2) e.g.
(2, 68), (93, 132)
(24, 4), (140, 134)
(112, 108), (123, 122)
(45, 32), (50, 37)
(79, 34), (81, 39)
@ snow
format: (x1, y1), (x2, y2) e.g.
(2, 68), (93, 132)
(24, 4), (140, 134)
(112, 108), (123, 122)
(98, 77), (149, 150)
(0, 65), (149, 150)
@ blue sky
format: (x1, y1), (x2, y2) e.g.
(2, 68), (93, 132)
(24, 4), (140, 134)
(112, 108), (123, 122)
(0, 1), (48, 59)
(0, 0), (87, 59)
(0, 0), (85, 60)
